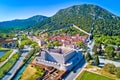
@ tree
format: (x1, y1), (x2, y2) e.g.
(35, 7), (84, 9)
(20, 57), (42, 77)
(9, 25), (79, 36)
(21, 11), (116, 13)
(94, 55), (100, 66)
(53, 41), (60, 47)
(104, 63), (116, 74)
(19, 44), (24, 49)
(76, 41), (83, 48)
(104, 46), (115, 59)
(31, 42), (38, 48)
(85, 52), (92, 62)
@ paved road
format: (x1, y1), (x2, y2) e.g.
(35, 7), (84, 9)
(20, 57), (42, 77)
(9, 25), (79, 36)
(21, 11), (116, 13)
(99, 57), (120, 67)
(63, 58), (86, 80)
(1, 47), (31, 80)
(0, 49), (18, 67)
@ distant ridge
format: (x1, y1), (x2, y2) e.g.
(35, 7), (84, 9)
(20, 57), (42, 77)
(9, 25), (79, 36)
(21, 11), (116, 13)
(30, 4), (120, 36)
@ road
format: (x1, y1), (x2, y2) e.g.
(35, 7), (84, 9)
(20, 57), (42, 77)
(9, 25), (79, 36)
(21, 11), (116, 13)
(63, 58), (86, 80)
(99, 57), (120, 67)
(87, 40), (95, 54)
(1, 47), (31, 80)
(0, 49), (18, 67)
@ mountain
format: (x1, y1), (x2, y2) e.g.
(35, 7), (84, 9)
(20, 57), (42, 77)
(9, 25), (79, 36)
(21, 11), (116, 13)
(0, 15), (47, 33)
(31, 4), (120, 36)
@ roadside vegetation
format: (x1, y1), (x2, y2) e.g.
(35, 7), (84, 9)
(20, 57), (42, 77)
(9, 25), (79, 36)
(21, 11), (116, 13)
(0, 53), (20, 78)
(76, 71), (114, 80)
(0, 50), (12, 63)
(103, 63), (120, 78)
(92, 35), (120, 61)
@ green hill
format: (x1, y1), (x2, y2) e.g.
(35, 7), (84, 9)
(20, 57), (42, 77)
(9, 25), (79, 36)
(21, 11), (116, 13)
(31, 4), (120, 36)
(0, 15), (47, 33)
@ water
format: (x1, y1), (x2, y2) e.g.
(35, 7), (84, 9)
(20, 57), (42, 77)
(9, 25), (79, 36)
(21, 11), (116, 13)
(13, 64), (28, 80)
(13, 53), (34, 80)
(0, 50), (8, 56)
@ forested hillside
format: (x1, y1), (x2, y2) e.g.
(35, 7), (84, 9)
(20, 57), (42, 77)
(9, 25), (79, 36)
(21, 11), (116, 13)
(31, 4), (120, 36)
(0, 15), (47, 33)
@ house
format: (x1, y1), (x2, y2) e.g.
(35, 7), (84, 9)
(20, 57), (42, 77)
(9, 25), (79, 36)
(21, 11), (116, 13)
(35, 46), (83, 71)
(48, 34), (88, 48)
(0, 38), (17, 48)
(27, 36), (45, 46)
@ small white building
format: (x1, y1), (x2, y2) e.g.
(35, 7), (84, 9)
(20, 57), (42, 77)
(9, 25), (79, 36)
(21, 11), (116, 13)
(35, 46), (83, 71)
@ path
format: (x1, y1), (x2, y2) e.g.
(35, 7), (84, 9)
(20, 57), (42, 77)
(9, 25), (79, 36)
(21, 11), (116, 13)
(0, 49), (18, 67)
(72, 24), (90, 35)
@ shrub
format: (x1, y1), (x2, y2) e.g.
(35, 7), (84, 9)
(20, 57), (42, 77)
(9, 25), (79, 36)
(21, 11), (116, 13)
(116, 67), (120, 78)
(104, 63), (116, 74)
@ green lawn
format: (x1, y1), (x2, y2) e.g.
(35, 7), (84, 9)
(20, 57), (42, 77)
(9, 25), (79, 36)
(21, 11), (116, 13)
(0, 53), (20, 78)
(76, 71), (114, 80)
(0, 47), (10, 51)
(0, 50), (12, 63)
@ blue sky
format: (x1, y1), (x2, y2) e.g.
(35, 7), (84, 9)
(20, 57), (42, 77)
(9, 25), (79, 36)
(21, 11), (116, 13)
(0, 0), (120, 21)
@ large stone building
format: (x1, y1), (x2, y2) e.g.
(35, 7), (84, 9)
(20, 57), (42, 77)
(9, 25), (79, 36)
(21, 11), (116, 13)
(35, 46), (83, 71)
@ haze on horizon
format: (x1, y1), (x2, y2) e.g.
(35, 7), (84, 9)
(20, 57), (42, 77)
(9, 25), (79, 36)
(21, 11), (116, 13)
(0, 0), (120, 22)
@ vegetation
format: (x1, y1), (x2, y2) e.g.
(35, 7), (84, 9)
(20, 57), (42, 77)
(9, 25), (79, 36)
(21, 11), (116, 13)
(19, 35), (38, 49)
(48, 41), (61, 48)
(103, 63), (120, 78)
(85, 52), (92, 62)
(23, 48), (39, 63)
(76, 41), (84, 48)
(0, 53), (20, 78)
(104, 63), (116, 74)
(94, 55), (100, 66)
(0, 15), (47, 33)
(20, 65), (44, 80)
(104, 46), (115, 59)
(0, 4), (120, 36)
(95, 36), (120, 46)
(0, 50), (12, 63)
(116, 67), (120, 78)
(0, 47), (10, 51)
(93, 43), (103, 55)
(29, 4), (120, 36)
(76, 71), (113, 80)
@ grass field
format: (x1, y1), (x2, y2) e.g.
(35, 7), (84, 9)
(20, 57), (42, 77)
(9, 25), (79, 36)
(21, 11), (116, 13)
(0, 53), (20, 78)
(20, 65), (44, 80)
(0, 47), (10, 51)
(0, 50), (12, 63)
(76, 71), (114, 80)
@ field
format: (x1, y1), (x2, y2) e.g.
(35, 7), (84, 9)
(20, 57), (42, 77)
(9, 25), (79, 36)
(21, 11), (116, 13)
(0, 53), (20, 78)
(76, 71), (114, 80)
(20, 65), (45, 80)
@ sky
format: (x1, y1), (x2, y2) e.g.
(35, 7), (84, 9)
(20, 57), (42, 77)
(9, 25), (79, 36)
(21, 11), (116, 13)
(0, 0), (120, 21)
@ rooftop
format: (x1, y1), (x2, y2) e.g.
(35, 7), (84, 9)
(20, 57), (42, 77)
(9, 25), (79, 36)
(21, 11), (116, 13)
(48, 47), (73, 54)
